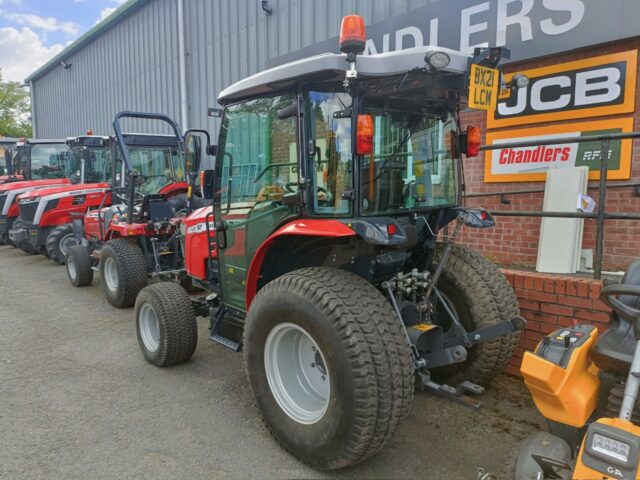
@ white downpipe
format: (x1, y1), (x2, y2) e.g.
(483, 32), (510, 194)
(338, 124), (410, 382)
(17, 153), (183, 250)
(29, 81), (37, 138)
(177, 0), (188, 133)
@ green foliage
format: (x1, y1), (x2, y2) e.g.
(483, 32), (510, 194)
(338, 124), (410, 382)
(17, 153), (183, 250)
(0, 70), (32, 138)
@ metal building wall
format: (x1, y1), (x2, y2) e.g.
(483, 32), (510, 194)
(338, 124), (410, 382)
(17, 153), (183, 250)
(31, 0), (436, 138)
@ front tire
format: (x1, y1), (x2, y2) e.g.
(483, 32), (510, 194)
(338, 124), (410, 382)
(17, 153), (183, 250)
(66, 245), (93, 287)
(135, 282), (197, 366)
(432, 244), (521, 386)
(244, 267), (414, 470)
(46, 224), (76, 264)
(99, 239), (147, 308)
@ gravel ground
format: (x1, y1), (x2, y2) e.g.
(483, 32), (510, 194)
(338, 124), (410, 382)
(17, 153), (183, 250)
(0, 245), (545, 479)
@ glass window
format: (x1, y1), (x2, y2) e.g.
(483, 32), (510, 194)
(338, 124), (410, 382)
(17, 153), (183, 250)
(360, 111), (458, 215)
(126, 146), (185, 194)
(308, 92), (353, 215)
(67, 146), (113, 184)
(29, 144), (72, 180)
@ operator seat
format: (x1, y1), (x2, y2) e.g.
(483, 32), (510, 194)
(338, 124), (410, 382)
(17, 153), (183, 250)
(590, 260), (640, 375)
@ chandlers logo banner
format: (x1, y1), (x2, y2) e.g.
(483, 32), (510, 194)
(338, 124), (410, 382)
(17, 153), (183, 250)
(484, 118), (634, 183)
(488, 51), (637, 128)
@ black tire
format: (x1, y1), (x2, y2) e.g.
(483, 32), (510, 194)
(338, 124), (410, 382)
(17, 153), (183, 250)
(432, 244), (521, 386)
(244, 267), (414, 470)
(99, 238), (147, 308)
(135, 282), (197, 366)
(66, 245), (93, 287)
(46, 224), (75, 264)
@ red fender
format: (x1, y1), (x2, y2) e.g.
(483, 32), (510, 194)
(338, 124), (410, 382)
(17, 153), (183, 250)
(245, 219), (356, 308)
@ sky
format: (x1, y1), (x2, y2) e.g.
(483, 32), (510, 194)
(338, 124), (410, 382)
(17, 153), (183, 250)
(0, 0), (127, 83)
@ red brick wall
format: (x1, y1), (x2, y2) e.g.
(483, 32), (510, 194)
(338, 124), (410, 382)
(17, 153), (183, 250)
(501, 269), (611, 376)
(459, 39), (640, 271)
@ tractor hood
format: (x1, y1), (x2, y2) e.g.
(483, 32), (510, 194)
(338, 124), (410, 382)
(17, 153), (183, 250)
(0, 178), (70, 193)
(16, 182), (110, 203)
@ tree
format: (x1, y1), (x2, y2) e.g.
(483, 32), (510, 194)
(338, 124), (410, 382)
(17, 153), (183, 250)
(0, 70), (32, 138)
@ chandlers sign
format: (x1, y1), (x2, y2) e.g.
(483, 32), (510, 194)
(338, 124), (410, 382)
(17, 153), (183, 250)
(488, 51), (638, 128)
(484, 118), (634, 183)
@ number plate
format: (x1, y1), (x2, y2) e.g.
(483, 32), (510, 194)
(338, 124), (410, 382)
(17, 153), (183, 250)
(468, 64), (499, 111)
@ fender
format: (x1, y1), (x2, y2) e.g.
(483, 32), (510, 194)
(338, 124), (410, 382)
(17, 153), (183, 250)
(245, 219), (356, 308)
(159, 181), (188, 197)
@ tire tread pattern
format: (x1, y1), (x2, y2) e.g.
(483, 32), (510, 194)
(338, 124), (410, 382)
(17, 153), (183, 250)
(135, 282), (197, 366)
(246, 267), (414, 470)
(46, 224), (73, 264)
(101, 238), (147, 308)
(436, 244), (521, 385)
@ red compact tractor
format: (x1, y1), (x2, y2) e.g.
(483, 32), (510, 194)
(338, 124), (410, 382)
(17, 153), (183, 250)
(8, 135), (113, 262)
(64, 112), (206, 308)
(132, 16), (528, 470)
(0, 139), (72, 245)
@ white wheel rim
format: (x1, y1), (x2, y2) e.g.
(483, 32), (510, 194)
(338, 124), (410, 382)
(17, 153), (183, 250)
(103, 257), (119, 292)
(59, 234), (76, 257)
(264, 322), (330, 425)
(138, 303), (161, 352)
(67, 255), (77, 280)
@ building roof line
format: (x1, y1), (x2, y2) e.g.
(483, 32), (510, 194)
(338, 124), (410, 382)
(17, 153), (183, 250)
(25, 0), (149, 83)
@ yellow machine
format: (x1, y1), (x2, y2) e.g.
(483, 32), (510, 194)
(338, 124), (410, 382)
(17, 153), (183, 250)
(508, 260), (640, 480)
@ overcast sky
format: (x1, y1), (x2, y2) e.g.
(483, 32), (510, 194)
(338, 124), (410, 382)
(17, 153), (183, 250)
(0, 0), (126, 83)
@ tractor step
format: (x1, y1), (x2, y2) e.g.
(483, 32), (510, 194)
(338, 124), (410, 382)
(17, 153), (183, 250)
(209, 332), (242, 351)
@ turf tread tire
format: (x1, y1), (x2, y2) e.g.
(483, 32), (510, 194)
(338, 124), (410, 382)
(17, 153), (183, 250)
(100, 238), (147, 308)
(66, 245), (93, 287)
(435, 244), (521, 386)
(135, 282), (197, 367)
(46, 224), (74, 264)
(244, 267), (414, 470)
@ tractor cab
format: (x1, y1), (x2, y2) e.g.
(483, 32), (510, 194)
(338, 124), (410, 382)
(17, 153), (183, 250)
(65, 135), (115, 184)
(12, 139), (73, 181)
(0, 137), (20, 180)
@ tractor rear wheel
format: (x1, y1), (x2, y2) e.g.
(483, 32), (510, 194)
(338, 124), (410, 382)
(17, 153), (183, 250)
(99, 239), (147, 308)
(66, 245), (93, 287)
(244, 267), (414, 470)
(134, 282), (198, 366)
(46, 224), (76, 264)
(432, 244), (521, 386)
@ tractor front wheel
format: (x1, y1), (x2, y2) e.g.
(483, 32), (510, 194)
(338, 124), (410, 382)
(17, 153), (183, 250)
(244, 267), (414, 470)
(432, 244), (521, 386)
(46, 224), (76, 264)
(99, 239), (147, 308)
(134, 282), (197, 366)
(66, 245), (93, 287)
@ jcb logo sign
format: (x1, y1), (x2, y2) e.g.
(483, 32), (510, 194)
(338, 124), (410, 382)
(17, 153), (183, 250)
(488, 51), (637, 128)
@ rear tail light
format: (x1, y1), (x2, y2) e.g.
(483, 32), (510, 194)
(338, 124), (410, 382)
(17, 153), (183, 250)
(387, 223), (397, 236)
(356, 114), (373, 155)
(466, 126), (482, 157)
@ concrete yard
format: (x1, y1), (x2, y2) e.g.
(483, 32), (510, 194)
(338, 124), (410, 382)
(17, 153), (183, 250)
(0, 245), (544, 479)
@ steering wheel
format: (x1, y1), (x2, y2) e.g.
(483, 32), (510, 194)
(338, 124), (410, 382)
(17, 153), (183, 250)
(600, 284), (640, 323)
(115, 191), (145, 204)
(285, 182), (333, 205)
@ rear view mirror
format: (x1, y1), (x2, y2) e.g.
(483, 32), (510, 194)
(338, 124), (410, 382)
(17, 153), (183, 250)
(184, 133), (202, 175)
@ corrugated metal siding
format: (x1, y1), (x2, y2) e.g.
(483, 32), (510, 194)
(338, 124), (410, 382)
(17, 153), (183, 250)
(32, 0), (437, 138)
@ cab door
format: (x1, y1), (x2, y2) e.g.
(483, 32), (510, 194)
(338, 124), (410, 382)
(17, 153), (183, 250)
(213, 94), (301, 311)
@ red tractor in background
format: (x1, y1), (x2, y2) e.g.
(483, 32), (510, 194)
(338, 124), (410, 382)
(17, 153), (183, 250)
(0, 139), (72, 245)
(64, 112), (207, 308)
(0, 137), (21, 182)
(132, 15), (528, 470)
(8, 135), (114, 263)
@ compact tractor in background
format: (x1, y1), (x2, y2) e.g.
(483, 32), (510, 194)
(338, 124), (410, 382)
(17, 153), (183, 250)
(0, 137), (20, 181)
(64, 112), (207, 308)
(0, 139), (72, 245)
(133, 15), (528, 470)
(503, 262), (640, 480)
(8, 134), (114, 262)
